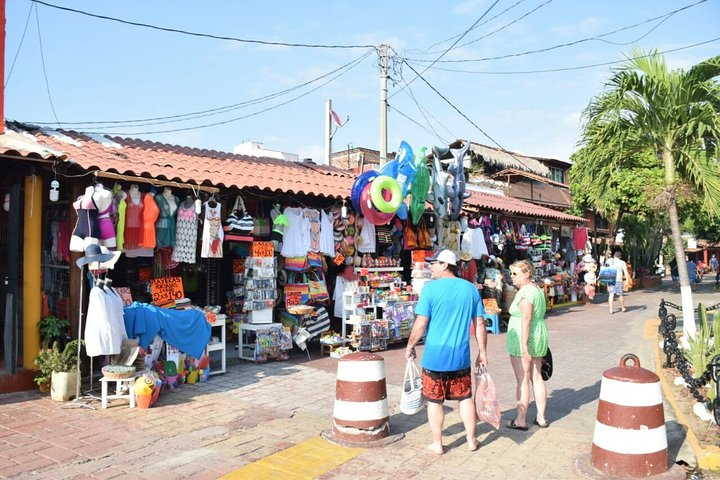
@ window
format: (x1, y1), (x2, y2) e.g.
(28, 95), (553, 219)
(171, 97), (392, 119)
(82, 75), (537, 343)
(549, 167), (564, 184)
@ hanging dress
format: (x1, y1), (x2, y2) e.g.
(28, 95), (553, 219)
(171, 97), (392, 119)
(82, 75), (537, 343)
(155, 193), (180, 247)
(172, 203), (198, 264)
(303, 208), (321, 253)
(319, 209), (335, 257)
(116, 193), (127, 250)
(201, 202), (223, 258)
(280, 207), (308, 257)
(123, 192), (144, 250)
(141, 194), (160, 249)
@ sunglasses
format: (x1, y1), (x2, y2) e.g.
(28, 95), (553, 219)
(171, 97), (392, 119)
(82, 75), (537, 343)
(510, 271), (524, 276)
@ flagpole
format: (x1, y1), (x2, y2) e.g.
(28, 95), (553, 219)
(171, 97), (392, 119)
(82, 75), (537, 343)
(325, 99), (332, 166)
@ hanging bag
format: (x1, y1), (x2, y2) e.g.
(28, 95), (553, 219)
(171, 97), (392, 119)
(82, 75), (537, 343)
(307, 251), (326, 270)
(307, 270), (330, 303)
(284, 255), (309, 272)
(473, 365), (501, 430)
(283, 272), (309, 306)
(598, 259), (617, 285)
(400, 358), (426, 415)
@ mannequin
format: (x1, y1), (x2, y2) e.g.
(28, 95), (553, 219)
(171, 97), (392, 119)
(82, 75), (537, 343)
(162, 187), (178, 216)
(128, 184), (141, 204)
(92, 183), (113, 213)
(183, 195), (194, 209)
(93, 183), (116, 248)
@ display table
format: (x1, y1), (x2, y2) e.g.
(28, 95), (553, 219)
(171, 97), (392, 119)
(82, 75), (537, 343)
(206, 315), (226, 375)
(100, 375), (137, 409)
(237, 322), (282, 361)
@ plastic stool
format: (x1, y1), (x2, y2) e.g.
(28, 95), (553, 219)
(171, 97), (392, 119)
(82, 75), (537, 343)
(484, 313), (500, 335)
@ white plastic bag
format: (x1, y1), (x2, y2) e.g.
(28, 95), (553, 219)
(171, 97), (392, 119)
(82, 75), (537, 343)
(400, 358), (426, 415)
(474, 365), (501, 430)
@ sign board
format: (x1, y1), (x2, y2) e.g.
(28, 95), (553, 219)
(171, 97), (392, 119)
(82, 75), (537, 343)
(115, 287), (133, 306)
(232, 258), (245, 274)
(251, 241), (274, 257)
(150, 277), (184, 306)
(412, 250), (432, 263)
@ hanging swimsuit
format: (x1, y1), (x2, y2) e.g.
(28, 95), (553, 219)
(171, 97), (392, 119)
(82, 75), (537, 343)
(97, 201), (117, 248)
(69, 195), (99, 252)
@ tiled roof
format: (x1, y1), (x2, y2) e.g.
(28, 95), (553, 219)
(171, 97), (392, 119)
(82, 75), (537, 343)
(0, 124), (355, 199)
(465, 189), (587, 223)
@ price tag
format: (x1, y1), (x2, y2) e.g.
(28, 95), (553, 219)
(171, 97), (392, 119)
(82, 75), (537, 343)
(150, 277), (185, 306)
(251, 241), (274, 257)
(115, 287), (133, 306)
(232, 258), (245, 274)
(333, 254), (345, 266)
(285, 291), (302, 307)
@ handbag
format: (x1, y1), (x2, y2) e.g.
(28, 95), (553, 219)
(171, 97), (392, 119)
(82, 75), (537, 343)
(304, 307), (331, 337)
(473, 365), (500, 430)
(224, 196), (254, 234)
(400, 358), (425, 415)
(307, 251), (326, 270)
(541, 347), (553, 381)
(403, 222), (418, 250)
(284, 255), (309, 272)
(252, 218), (271, 238)
(307, 270), (330, 303)
(417, 217), (431, 249)
(284, 272), (309, 306)
(598, 261), (617, 285)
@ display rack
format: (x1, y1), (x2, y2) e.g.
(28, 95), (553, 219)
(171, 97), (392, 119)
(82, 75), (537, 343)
(244, 256), (276, 324)
(237, 322), (282, 361)
(206, 314), (226, 375)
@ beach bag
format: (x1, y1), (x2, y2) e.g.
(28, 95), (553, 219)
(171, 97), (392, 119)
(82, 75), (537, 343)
(598, 262), (617, 285)
(224, 196), (254, 234)
(474, 365), (501, 430)
(307, 251), (326, 270)
(307, 271), (330, 303)
(284, 255), (309, 272)
(541, 347), (553, 381)
(417, 217), (431, 249)
(284, 272), (309, 305)
(305, 307), (331, 337)
(400, 358), (425, 415)
(252, 218), (271, 238)
(403, 222), (418, 250)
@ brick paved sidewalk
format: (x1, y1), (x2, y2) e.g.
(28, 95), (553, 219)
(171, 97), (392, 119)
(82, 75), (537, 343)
(0, 277), (715, 479)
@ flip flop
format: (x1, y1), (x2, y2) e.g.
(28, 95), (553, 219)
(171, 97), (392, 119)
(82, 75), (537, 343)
(621, 308), (627, 312)
(507, 420), (529, 431)
(534, 418), (549, 429)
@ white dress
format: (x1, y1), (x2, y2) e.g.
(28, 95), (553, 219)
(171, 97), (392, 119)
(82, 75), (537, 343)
(84, 286), (124, 356)
(280, 207), (309, 257)
(201, 202), (223, 258)
(172, 203), (198, 264)
(357, 219), (376, 254)
(320, 210), (335, 257)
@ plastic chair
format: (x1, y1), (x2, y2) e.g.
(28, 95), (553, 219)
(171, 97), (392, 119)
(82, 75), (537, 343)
(484, 313), (500, 335)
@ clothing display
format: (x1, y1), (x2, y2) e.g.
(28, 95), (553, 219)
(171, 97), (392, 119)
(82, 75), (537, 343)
(84, 281), (127, 357)
(155, 192), (180, 247)
(280, 207), (307, 257)
(123, 190), (144, 250)
(172, 203), (199, 264)
(201, 201), (224, 258)
(69, 186), (100, 252)
(141, 193), (160, 249)
(94, 186), (117, 248)
(319, 209), (335, 257)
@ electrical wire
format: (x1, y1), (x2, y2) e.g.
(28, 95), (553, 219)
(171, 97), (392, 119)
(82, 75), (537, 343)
(389, 0), (501, 100)
(406, 0), (708, 64)
(30, 0), (376, 50)
(35, 5), (62, 128)
(406, 37), (720, 75)
(5, 3), (35, 88)
(402, 60), (536, 171)
(405, 0), (528, 55)
(399, 84), (454, 144)
(73, 50), (374, 136)
(26, 49), (376, 127)
(388, 104), (449, 143)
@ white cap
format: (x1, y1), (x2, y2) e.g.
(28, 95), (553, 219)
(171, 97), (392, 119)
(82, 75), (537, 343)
(428, 249), (457, 266)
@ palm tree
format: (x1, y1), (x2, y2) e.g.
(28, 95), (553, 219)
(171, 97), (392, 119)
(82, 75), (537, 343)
(580, 49), (720, 338)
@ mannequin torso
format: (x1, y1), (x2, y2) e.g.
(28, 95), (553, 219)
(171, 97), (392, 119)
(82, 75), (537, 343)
(162, 187), (178, 216)
(128, 184), (142, 204)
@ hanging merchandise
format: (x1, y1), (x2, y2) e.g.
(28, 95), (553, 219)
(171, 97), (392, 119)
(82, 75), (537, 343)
(428, 145), (450, 221)
(123, 185), (144, 251)
(93, 183), (117, 248)
(280, 207), (308, 257)
(409, 147), (430, 225)
(69, 185), (100, 252)
(319, 209), (335, 257)
(447, 141), (471, 221)
(155, 188), (180, 247)
(201, 198), (224, 258)
(303, 208), (321, 253)
(172, 198), (199, 264)
(224, 195), (254, 235)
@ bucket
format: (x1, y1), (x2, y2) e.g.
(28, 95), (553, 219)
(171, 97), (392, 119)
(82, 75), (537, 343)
(186, 370), (199, 384)
(136, 393), (152, 409)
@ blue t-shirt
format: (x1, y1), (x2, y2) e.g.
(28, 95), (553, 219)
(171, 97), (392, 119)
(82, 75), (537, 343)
(415, 277), (485, 372)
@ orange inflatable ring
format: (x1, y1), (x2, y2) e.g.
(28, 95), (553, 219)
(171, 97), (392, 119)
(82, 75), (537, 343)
(370, 175), (402, 213)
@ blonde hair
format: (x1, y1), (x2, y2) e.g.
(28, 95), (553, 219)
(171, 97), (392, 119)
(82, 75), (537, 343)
(510, 260), (535, 276)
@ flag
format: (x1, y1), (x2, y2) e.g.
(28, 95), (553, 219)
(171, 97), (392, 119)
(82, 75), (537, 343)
(330, 109), (345, 127)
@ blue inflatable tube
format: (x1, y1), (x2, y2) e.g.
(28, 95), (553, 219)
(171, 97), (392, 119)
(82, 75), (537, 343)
(350, 170), (379, 213)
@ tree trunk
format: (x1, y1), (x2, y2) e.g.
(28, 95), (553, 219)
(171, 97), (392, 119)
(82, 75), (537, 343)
(668, 196), (696, 338)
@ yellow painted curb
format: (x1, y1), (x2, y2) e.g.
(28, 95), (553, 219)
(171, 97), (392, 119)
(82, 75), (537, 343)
(648, 319), (720, 471)
(220, 435), (363, 479)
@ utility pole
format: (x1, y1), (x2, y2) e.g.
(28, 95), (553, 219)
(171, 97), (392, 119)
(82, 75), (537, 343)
(324, 99), (332, 166)
(379, 44), (389, 166)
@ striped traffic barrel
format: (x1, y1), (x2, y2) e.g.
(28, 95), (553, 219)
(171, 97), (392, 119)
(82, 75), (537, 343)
(332, 351), (389, 445)
(591, 354), (668, 477)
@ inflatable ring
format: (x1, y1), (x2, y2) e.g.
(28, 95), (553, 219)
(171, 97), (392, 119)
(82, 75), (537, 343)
(350, 170), (378, 213)
(360, 183), (394, 225)
(370, 175), (402, 213)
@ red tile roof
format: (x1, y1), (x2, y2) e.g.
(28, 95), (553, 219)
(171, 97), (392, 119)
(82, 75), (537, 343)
(0, 125), (355, 199)
(465, 189), (587, 223)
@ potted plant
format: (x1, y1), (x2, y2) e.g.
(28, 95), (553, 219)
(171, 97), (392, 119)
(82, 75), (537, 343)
(33, 340), (81, 401)
(38, 315), (70, 349)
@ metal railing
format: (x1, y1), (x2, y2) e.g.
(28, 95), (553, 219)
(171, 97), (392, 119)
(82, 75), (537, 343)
(658, 299), (720, 424)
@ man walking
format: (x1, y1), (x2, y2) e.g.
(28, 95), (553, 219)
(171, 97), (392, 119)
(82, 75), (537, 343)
(607, 250), (630, 314)
(405, 249), (487, 454)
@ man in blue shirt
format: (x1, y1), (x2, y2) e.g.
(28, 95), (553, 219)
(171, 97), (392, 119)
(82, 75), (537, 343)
(406, 249), (487, 454)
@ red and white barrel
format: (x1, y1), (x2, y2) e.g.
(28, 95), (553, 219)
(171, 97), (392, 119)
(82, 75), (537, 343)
(591, 354), (668, 477)
(332, 351), (389, 444)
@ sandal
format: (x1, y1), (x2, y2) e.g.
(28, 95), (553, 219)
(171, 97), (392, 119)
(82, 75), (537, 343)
(621, 308), (627, 312)
(507, 420), (529, 431)
(534, 418), (549, 429)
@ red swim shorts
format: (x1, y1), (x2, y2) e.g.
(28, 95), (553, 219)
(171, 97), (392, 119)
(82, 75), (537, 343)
(421, 367), (472, 403)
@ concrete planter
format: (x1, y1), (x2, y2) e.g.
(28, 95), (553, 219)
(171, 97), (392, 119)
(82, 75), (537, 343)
(639, 275), (662, 288)
(50, 372), (77, 402)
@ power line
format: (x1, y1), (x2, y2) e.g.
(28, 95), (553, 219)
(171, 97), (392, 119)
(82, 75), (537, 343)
(399, 84), (454, 144)
(389, 0), (501, 100)
(26, 49), (376, 127)
(35, 5), (62, 128)
(406, 0), (708, 64)
(72, 50), (374, 136)
(5, 3), (34, 88)
(402, 60), (537, 171)
(30, 0), (377, 50)
(388, 103), (448, 143)
(406, 37), (720, 75)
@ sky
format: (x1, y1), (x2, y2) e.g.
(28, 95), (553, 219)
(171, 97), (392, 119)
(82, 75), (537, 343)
(4, 0), (719, 165)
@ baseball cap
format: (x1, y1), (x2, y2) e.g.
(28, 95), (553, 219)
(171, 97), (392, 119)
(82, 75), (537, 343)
(427, 249), (457, 266)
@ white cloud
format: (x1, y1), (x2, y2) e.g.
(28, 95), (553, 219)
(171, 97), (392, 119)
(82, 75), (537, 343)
(453, 0), (489, 15)
(550, 16), (608, 37)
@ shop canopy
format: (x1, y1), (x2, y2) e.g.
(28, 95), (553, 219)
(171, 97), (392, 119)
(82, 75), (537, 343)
(0, 123), (355, 200)
(464, 189), (587, 224)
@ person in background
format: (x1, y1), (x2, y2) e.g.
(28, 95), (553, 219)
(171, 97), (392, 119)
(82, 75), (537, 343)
(670, 259), (679, 291)
(607, 251), (630, 314)
(711, 254), (718, 274)
(687, 257), (698, 291)
(405, 249), (487, 455)
(506, 260), (549, 430)
(697, 260), (706, 282)
(332, 265), (359, 333)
